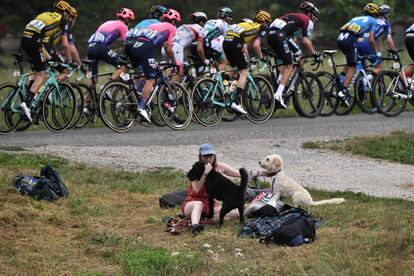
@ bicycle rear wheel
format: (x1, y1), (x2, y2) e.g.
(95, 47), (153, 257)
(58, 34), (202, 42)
(354, 71), (377, 114)
(0, 83), (23, 134)
(191, 78), (224, 127)
(42, 82), (76, 132)
(157, 81), (192, 130)
(316, 71), (339, 117)
(371, 70), (407, 117)
(98, 81), (137, 132)
(75, 83), (96, 129)
(67, 83), (84, 129)
(243, 74), (275, 123)
(292, 72), (324, 118)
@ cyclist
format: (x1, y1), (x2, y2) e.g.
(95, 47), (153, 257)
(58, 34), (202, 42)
(337, 3), (379, 106)
(20, 0), (75, 121)
(86, 8), (135, 81)
(267, 1), (321, 108)
(406, 23), (414, 85)
(357, 4), (396, 74)
(222, 10), (272, 114)
(162, 12), (208, 81)
(134, 5), (168, 29)
(125, 9), (181, 123)
(203, 7), (233, 70)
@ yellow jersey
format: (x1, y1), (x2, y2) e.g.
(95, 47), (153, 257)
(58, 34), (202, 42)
(23, 12), (66, 44)
(225, 22), (267, 44)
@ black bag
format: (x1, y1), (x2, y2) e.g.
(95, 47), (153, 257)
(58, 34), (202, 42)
(259, 208), (316, 246)
(159, 189), (188, 208)
(13, 165), (69, 201)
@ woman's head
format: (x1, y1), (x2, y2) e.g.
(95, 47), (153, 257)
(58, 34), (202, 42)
(198, 143), (217, 168)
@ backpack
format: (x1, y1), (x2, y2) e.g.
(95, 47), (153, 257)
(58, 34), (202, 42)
(244, 192), (289, 218)
(159, 189), (188, 208)
(13, 165), (69, 201)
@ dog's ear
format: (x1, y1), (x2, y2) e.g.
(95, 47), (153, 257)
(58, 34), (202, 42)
(273, 155), (282, 170)
(187, 162), (204, 181)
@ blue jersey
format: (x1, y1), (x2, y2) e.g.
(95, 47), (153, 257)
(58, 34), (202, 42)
(357, 18), (391, 54)
(127, 19), (160, 39)
(340, 16), (377, 37)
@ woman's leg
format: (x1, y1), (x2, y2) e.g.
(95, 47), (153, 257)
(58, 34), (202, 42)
(183, 201), (204, 225)
(212, 206), (240, 221)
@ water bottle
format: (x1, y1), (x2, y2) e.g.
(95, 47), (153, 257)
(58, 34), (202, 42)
(229, 80), (238, 94)
(190, 67), (197, 78)
(223, 80), (230, 93)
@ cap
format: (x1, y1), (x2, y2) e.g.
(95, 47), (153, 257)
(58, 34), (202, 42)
(199, 143), (216, 156)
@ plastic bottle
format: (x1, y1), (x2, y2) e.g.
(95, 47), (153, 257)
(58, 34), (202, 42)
(229, 80), (238, 94)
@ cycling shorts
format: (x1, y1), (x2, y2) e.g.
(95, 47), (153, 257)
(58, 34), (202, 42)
(337, 31), (358, 66)
(406, 35), (414, 62)
(87, 42), (121, 76)
(125, 39), (157, 79)
(267, 28), (292, 65)
(223, 37), (248, 70)
(21, 35), (46, 72)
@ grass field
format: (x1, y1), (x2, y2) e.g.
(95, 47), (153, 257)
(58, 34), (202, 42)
(0, 149), (413, 275)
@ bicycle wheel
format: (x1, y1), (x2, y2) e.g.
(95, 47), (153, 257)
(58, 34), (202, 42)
(42, 82), (76, 132)
(316, 71), (340, 117)
(75, 83), (96, 128)
(67, 83), (84, 129)
(157, 81), (193, 130)
(371, 70), (407, 117)
(148, 88), (166, 127)
(191, 78), (225, 127)
(0, 83), (23, 134)
(354, 71), (377, 114)
(334, 79), (356, 116)
(221, 106), (240, 122)
(292, 72), (324, 118)
(98, 81), (137, 132)
(243, 74), (275, 123)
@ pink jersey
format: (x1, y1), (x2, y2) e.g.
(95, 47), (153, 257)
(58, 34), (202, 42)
(147, 22), (177, 47)
(88, 20), (128, 45)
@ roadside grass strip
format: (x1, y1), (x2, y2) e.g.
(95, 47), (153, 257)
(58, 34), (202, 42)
(0, 152), (413, 275)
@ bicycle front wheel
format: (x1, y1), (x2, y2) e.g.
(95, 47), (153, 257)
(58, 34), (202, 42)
(0, 83), (23, 134)
(371, 70), (407, 117)
(42, 82), (76, 132)
(243, 75), (275, 123)
(99, 81), (138, 132)
(292, 72), (324, 118)
(354, 71), (377, 114)
(67, 82), (85, 129)
(158, 81), (193, 130)
(191, 78), (224, 127)
(316, 71), (339, 117)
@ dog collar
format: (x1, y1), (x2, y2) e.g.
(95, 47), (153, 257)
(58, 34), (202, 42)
(266, 169), (281, 177)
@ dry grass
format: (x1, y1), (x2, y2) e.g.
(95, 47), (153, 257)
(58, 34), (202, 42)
(0, 151), (413, 275)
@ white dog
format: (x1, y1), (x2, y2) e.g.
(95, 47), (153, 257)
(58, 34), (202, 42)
(258, 154), (345, 207)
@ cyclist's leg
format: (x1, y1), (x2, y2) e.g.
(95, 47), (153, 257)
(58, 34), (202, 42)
(337, 31), (358, 99)
(211, 36), (228, 71)
(171, 43), (184, 82)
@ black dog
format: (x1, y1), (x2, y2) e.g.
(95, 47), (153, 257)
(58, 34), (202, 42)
(186, 161), (249, 226)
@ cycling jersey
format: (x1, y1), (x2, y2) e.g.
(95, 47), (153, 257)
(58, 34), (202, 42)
(43, 22), (70, 46)
(340, 16), (377, 37)
(173, 24), (204, 47)
(406, 24), (414, 61)
(204, 19), (228, 44)
(88, 20), (128, 45)
(135, 19), (160, 29)
(129, 22), (176, 47)
(406, 24), (414, 34)
(23, 12), (67, 42)
(357, 18), (391, 63)
(269, 13), (314, 38)
(225, 22), (267, 44)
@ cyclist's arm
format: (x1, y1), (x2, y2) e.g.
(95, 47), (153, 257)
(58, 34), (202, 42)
(70, 44), (81, 66)
(243, 43), (250, 60)
(386, 35), (395, 51)
(302, 36), (316, 55)
(368, 31), (376, 52)
(163, 41), (177, 65)
(196, 37), (206, 62)
(252, 38), (263, 59)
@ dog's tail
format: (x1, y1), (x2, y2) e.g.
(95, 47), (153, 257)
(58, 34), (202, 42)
(310, 198), (346, 206)
(239, 168), (249, 193)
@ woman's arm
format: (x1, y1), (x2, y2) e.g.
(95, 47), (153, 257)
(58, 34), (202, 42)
(218, 162), (240, 177)
(191, 163), (213, 193)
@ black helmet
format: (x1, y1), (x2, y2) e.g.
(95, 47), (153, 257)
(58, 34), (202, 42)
(217, 7), (233, 21)
(150, 5), (168, 19)
(191, 12), (208, 24)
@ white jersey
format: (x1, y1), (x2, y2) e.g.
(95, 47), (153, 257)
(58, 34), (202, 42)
(173, 24), (204, 47)
(204, 19), (228, 44)
(407, 24), (414, 34)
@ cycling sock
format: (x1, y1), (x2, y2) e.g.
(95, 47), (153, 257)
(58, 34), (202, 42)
(139, 96), (148, 109)
(275, 84), (285, 98)
(136, 79), (145, 92)
(235, 87), (243, 105)
(25, 92), (36, 106)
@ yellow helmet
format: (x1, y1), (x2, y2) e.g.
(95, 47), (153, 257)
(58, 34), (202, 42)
(254, 10), (272, 23)
(69, 6), (77, 17)
(54, 1), (72, 13)
(364, 3), (380, 16)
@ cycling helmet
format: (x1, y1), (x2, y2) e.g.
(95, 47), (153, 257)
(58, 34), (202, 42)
(217, 7), (233, 21)
(254, 10), (272, 23)
(53, 1), (72, 13)
(364, 3), (380, 16)
(191, 12), (208, 24)
(150, 5), (168, 19)
(299, 2), (320, 20)
(240, 18), (253, 23)
(379, 4), (391, 16)
(162, 9), (181, 22)
(69, 6), (77, 17)
(117, 8), (135, 21)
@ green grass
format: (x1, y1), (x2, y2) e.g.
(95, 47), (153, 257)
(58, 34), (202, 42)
(0, 151), (413, 275)
(303, 130), (414, 165)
